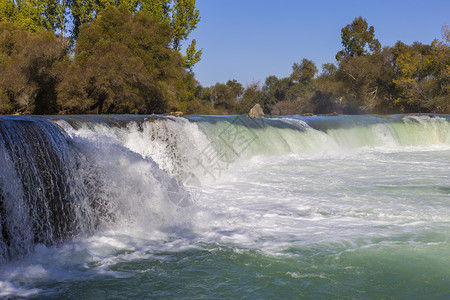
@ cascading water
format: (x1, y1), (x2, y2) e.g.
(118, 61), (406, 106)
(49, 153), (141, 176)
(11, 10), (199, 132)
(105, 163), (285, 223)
(0, 115), (189, 262)
(0, 117), (96, 262)
(0, 114), (449, 298)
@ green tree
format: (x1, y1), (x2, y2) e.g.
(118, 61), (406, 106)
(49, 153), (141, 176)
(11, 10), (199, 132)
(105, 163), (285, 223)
(226, 79), (244, 98)
(170, 0), (199, 49)
(0, 0), (16, 23)
(0, 0), (48, 31)
(57, 6), (188, 114)
(290, 58), (318, 84)
(204, 79), (243, 113)
(262, 76), (290, 103)
(69, 0), (113, 39)
(0, 22), (67, 114)
(308, 63), (344, 114)
(68, 0), (201, 67)
(337, 48), (395, 113)
(0, 0), (70, 33)
(184, 37), (201, 69)
(260, 73), (316, 115)
(1, 0), (202, 67)
(336, 16), (381, 61)
(320, 63), (337, 79)
(235, 82), (264, 114)
(177, 81), (213, 114)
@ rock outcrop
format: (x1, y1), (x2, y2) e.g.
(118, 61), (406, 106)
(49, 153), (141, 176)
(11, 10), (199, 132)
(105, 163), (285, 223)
(248, 104), (264, 118)
(165, 111), (184, 117)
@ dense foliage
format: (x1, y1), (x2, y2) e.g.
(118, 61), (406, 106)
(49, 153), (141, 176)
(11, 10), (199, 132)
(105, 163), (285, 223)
(57, 7), (190, 114)
(0, 3), (201, 114)
(0, 10), (448, 115)
(0, 22), (67, 114)
(0, 0), (201, 67)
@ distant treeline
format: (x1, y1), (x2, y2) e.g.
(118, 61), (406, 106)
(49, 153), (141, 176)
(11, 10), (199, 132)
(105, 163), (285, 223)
(0, 3), (449, 115)
(201, 17), (450, 115)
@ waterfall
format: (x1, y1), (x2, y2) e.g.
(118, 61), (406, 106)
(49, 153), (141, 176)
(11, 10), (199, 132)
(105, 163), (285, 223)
(0, 117), (95, 261)
(0, 114), (449, 262)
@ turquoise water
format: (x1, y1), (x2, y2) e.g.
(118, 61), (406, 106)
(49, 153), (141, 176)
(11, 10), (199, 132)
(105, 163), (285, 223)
(0, 115), (449, 299)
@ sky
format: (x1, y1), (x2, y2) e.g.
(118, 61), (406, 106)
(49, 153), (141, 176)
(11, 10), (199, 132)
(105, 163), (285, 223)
(186, 0), (450, 87)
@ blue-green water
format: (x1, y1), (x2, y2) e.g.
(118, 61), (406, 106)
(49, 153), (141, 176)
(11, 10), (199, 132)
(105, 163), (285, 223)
(0, 115), (449, 299)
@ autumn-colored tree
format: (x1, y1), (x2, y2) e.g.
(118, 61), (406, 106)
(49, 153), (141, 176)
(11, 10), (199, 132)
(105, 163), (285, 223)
(310, 63), (344, 114)
(0, 0), (16, 23)
(1, 0), (202, 68)
(258, 71), (316, 115)
(320, 63), (337, 79)
(262, 76), (291, 105)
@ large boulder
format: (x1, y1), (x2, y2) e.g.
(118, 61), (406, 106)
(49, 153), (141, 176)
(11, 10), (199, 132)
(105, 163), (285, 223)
(165, 111), (184, 117)
(248, 104), (264, 118)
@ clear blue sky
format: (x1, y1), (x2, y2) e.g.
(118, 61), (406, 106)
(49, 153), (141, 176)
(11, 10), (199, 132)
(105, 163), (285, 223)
(187, 0), (449, 87)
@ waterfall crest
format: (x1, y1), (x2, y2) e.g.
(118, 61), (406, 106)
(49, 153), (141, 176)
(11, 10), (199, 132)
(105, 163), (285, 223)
(1, 114), (449, 261)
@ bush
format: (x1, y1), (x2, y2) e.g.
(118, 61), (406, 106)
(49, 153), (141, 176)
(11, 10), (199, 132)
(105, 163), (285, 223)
(0, 22), (67, 114)
(57, 6), (190, 114)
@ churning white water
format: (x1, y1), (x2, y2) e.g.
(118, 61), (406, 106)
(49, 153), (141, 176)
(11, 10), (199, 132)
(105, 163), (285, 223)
(0, 114), (449, 299)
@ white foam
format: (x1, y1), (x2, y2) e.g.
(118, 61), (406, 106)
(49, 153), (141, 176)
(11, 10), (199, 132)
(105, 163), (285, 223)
(0, 281), (41, 298)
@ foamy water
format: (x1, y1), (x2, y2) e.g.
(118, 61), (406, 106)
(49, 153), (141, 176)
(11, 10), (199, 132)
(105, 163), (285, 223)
(0, 115), (449, 298)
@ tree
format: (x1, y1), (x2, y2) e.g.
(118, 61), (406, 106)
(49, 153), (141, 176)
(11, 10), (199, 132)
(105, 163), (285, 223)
(235, 82), (263, 114)
(68, 0), (202, 67)
(337, 48), (395, 113)
(184, 38), (201, 69)
(290, 58), (318, 84)
(0, 0), (17, 23)
(320, 63), (337, 79)
(69, 0), (119, 39)
(309, 63), (344, 114)
(226, 79), (244, 98)
(0, 0), (70, 34)
(204, 79), (243, 113)
(170, 0), (199, 50)
(0, 0), (48, 31)
(0, 22), (67, 114)
(263, 76), (289, 102)
(336, 16), (381, 61)
(443, 25), (450, 44)
(57, 6), (188, 114)
(270, 100), (307, 115)
(391, 38), (450, 113)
